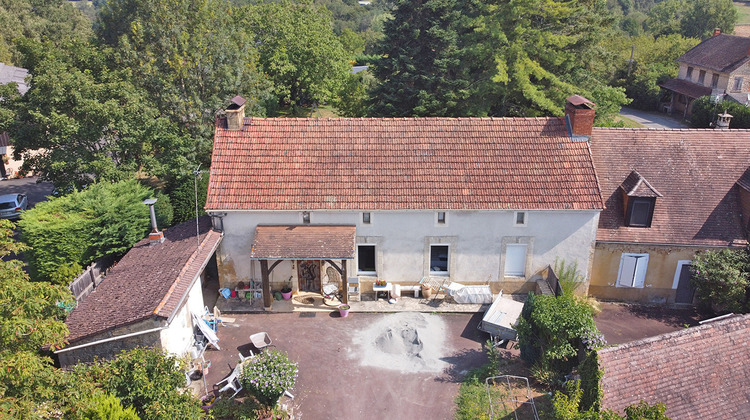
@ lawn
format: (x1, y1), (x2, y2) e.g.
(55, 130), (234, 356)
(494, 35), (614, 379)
(735, 1), (750, 26)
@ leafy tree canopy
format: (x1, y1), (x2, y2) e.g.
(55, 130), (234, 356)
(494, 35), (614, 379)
(645, 0), (737, 39)
(97, 0), (272, 164)
(0, 0), (92, 65)
(690, 248), (750, 314)
(5, 38), (194, 189)
(240, 0), (350, 112)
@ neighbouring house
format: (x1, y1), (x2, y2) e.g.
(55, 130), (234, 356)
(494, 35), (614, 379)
(205, 96), (604, 309)
(0, 62), (28, 178)
(660, 31), (750, 118)
(598, 314), (750, 418)
(56, 216), (223, 367)
(588, 125), (750, 304)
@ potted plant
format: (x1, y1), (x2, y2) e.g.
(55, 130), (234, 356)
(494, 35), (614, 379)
(281, 276), (293, 300)
(338, 304), (350, 317)
(241, 350), (298, 407)
(421, 283), (433, 298)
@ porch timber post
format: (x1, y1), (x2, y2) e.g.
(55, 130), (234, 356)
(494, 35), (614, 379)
(260, 260), (272, 308)
(341, 259), (348, 304)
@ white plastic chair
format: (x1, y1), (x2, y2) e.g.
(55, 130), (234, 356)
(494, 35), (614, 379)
(216, 364), (243, 398)
(250, 332), (272, 353)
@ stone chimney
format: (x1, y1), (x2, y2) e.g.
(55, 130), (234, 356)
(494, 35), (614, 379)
(713, 28), (721, 36)
(564, 95), (596, 138)
(715, 110), (733, 129)
(143, 198), (164, 245)
(226, 95), (247, 130)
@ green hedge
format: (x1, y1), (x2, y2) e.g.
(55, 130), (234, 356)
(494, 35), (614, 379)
(19, 180), (156, 283)
(691, 96), (750, 129)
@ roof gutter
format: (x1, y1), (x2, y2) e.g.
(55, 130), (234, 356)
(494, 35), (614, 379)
(54, 327), (167, 354)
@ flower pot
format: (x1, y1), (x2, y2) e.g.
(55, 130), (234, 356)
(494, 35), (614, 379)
(421, 284), (433, 298)
(338, 304), (350, 318)
(281, 289), (292, 300)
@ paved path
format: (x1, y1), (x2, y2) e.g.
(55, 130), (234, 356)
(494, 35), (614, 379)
(620, 107), (689, 129)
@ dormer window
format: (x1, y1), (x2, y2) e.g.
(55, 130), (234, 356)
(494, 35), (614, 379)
(620, 170), (662, 228)
(686, 67), (694, 80)
(698, 70), (706, 85)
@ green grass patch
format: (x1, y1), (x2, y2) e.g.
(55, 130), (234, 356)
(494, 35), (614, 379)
(735, 1), (750, 25)
(614, 115), (645, 128)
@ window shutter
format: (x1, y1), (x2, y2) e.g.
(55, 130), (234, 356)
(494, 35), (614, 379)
(633, 254), (649, 288)
(504, 244), (527, 276)
(617, 255), (638, 287)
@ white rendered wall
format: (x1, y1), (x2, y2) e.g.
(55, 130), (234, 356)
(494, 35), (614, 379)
(214, 209), (600, 288)
(160, 274), (205, 356)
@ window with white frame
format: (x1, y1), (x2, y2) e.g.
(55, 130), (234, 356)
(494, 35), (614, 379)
(733, 77), (744, 92)
(514, 211), (527, 226)
(430, 245), (449, 274)
(504, 244), (527, 276)
(357, 245), (376, 274)
(616, 253), (649, 288)
(437, 212), (446, 225)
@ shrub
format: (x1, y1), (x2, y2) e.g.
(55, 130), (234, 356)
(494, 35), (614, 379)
(168, 174), (208, 225)
(50, 262), (82, 286)
(517, 294), (603, 383)
(81, 393), (140, 420)
(690, 248), (750, 314)
(241, 350), (298, 406)
(102, 348), (202, 420)
(690, 96), (750, 129)
(19, 180), (153, 283)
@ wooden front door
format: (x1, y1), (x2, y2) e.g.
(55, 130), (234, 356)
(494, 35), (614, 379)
(297, 260), (321, 292)
(675, 264), (695, 304)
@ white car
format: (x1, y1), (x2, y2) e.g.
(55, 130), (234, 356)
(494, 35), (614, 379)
(0, 193), (28, 220)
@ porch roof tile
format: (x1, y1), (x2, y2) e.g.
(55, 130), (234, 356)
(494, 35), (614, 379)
(207, 117), (604, 211)
(250, 225), (356, 260)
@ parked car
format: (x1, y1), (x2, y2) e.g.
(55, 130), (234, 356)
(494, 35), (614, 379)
(0, 193), (28, 219)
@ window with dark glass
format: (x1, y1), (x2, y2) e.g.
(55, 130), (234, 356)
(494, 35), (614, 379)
(363, 212), (371, 224)
(698, 70), (706, 85)
(358, 245), (376, 273)
(626, 197), (655, 227)
(437, 212), (446, 224)
(686, 67), (694, 80)
(711, 73), (719, 88)
(430, 245), (449, 273)
(302, 211), (310, 224)
(734, 77), (744, 91)
(515, 211), (526, 225)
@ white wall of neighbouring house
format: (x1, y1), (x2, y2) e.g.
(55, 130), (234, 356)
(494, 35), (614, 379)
(160, 275), (206, 356)
(213, 209), (600, 292)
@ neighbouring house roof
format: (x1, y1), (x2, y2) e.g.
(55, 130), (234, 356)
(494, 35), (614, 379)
(64, 217), (223, 344)
(207, 117), (604, 211)
(0, 131), (8, 148)
(591, 128), (750, 246)
(0, 62), (28, 94)
(599, 314), (750, 419)
(250, 225), (356, 260)
(659, 78), (712, 99)
(678, 34), (750, 74)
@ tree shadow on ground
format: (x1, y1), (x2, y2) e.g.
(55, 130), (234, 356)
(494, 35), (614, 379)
(622, 303), (701, 327)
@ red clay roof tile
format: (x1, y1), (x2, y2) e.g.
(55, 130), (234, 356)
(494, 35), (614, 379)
(207, 117), (604, 211)
(591, 128), (750, 246)
(599, 314), (750, 419)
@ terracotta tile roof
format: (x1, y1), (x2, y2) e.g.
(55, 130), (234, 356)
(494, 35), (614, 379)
(599, 314), (750, 419)
(678, 34), (750, 73)
(250, 225), (356, 260)
(64, 217), (223, 344)
(207, 117), (604, 211)
(591, 128), (750, 246)
(659, 78), (712, 99)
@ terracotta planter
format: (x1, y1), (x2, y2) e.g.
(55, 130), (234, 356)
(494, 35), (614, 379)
(421, 284), (433, 298)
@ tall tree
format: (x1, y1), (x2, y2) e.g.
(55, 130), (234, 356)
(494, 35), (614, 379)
(97, 0), (271, 165)
(369, 0), (479, 116)
(241, 0), (350, 113)
(646, 0), (737, 39)
(476, 0), (629, 122)
(0, 0), (92, 65)
(6, 38), (192, 189)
